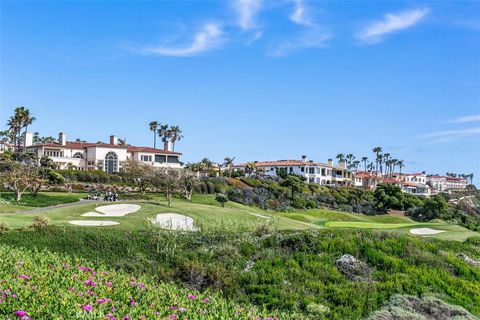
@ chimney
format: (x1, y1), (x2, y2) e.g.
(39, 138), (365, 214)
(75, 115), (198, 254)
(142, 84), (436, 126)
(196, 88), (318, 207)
(110, 135), (118, 145)
(58, 132), (66, 146)
(338, 160), (346, 169)
(301, 155), (307, 162)
(23, 132), (33, 147)
(327, 159), (333, 166)
(164, 140), (172, 151)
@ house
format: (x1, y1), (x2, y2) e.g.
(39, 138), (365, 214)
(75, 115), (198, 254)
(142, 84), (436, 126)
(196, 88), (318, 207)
(233, 156), (353, 186)
(426, 175), (469, 192)
(24, 132), (182, 173)
(383, 173), (431, 197)
(353, 171), (383, 190)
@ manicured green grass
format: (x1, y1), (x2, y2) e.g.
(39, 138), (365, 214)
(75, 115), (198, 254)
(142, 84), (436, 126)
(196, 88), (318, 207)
(0, 192), (85, 209)
(324, 221), (423, 229)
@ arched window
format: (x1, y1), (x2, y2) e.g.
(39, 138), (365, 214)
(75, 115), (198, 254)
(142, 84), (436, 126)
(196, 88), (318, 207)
(104, 152), (118, 174)
(73, 152), (84, 159)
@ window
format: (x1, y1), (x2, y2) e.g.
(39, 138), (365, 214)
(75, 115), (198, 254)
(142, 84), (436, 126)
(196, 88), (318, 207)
(141, 155), (152, 162)
(44, 149), (64, 157)
(300, 167), (305, 173)
(321, 168), (326, 176)
(308, 167), (315, 174)
(73, 152), (83, 159)
(155, 155), (166, 163)
(167, 156), (179, 163)
(104, 152), (118, 174)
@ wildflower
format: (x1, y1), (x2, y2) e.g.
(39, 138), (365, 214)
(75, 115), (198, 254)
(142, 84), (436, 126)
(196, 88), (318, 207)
(84, 279), (97, 287)
(137, 282), (146, 289)
(78, 266), (92, 272)
(106, 281), (113, 287)
(19, 275), (30, 280)
(123, 316), (130, 320)
(202, 297), (209, 303)
(129, 282), (136, 287)
(130, 299), (137, 306)
(14, 310), (27, 317)
(97, 298), (110, 304)
(187, 294), (197, 300)
(82, 304), (93, 312)
(170, 315), (178, 319)
(179, 307), (186, 313)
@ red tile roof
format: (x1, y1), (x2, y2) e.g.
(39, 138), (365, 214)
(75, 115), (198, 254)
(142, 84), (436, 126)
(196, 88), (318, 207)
(234, 160), (335, 168)
(28, 141), (181, 154)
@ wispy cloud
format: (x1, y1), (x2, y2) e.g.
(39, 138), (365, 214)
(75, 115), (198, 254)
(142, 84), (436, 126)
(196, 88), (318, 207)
(271, 0), (330, 56)
(357, 8), (430, 43)
(233, 0), (262, 31)
(270, 29), (330, 56)
(420, 127), (480, 142)
(449, 114), (480, 124)
(289, 0), (312, 26)
(142, 23), (223, 57)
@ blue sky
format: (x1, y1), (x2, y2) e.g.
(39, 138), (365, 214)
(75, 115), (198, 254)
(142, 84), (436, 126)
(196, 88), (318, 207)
(1, 1), (479, 182)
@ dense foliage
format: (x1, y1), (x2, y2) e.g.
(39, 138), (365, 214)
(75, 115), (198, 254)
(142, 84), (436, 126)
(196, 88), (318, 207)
(1, 227), (479, 319)
(0, 244), (290, 319)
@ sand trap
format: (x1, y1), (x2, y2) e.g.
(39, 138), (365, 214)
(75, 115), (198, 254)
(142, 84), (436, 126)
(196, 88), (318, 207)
(69, 220), (119, 227)
(81, 204), (141, 217)
(410, 228), (446, 235)
(152, 213), (195, 231)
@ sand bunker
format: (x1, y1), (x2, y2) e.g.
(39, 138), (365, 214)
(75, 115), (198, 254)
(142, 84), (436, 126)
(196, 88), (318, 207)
(69, 220), (119, 227)
(152, 213), (195, 231)
(81, 204), (141, 217)
(410, 228), (446, 235)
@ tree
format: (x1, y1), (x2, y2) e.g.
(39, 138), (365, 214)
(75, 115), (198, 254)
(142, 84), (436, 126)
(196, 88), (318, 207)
(169, 125), (183, 151)
(336, 153), (345, 162)
(346, 154), (355, 165)
(149, 121), (159, 149)
(372, 146), (382, 172)
(398, 160), (405, 175)
(122, 159), (155, 194)
(280, 175), (306, 199)
(245, 162), (257, 177)
(179, 170), (199, 200)
(361, 157), (368, 172)
(40, 156), (55, 169)
(0, 160), (34, 201)
(118, 138), (130, 147)
(157, 124), (171, 143)
(152, 168), (180, 206)
(215, 193), (229, 207)
(223, 157), (236, 177)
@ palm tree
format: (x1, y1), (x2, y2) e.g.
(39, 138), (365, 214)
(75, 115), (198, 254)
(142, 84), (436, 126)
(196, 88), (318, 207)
(367, 162), (374, 173)
(382, 153), (391, 175)
(169, 125), (183, 151)
(336, 153), (345, 162)
(372, 147), (382, 172)
(397, 160), (405, 175)
(118, 138), (130, 147)
(223, 157), (236, 177)
(149, 121), (159, 149)
(157, 124), (171, 143)
(352, 160), (360, 172)
(469, 173), (474, 184)
(361, 157), (368, 172)
(21, 108), (35, 141)
(346, 154), (355, 165)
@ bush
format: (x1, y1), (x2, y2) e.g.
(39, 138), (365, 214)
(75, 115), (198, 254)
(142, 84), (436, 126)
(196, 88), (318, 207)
(291, 196), (307, 209)
(31, 215), (50, 230)
(215, 193), (229, 207)
(0, 221), (9, 233)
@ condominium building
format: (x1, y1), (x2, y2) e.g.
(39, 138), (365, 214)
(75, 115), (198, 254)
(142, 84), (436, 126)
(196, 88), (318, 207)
(426, 175), (469, 192)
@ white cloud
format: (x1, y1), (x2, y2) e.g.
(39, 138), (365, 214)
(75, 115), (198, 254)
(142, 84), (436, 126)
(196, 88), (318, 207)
(233, 0), (262, 30)
(420, 127), (480, 142)
(142, 23), (223, 57)
(449, 114), (480, 124)
(289, 0), (311, 26)
(357, 8), (430, 43)
(270, 28), (331, 56)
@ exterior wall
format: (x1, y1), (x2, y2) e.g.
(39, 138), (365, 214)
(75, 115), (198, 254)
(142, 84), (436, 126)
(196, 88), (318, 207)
(129, 152), (182, 169)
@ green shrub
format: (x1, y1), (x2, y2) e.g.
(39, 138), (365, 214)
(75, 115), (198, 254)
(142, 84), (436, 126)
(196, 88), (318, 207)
(0, 221), (9, 233)
(31, 215), (50, 230)
(291, 196), (307, 209)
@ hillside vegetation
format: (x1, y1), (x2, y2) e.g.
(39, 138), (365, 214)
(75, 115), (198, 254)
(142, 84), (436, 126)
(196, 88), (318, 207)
(1, 227), (479, 319)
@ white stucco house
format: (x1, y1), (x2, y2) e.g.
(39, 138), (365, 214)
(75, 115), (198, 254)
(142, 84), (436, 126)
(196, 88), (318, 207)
(24, 132), (182, 173)
(234, 156), (353, 186)
(426, 175), (469, 192)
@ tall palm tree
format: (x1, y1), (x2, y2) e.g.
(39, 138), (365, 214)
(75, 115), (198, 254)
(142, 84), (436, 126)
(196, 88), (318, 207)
(372, 146), (382, 172)
(22, 108), (35, 139)
(336, 153), (345, 162)
(361, 157), (368, 172)
(157, 124), (171, 143)
(169, 125), (183, 151)
(397, 160), (405, 175)
(382, 153), (391, 175)
(346, 154), (355, 165)
(367, 162), (374, 173)
(149, 121), (159, 149)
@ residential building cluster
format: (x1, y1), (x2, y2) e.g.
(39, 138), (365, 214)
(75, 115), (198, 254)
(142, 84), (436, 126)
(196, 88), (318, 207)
(234, 156), (470, 196)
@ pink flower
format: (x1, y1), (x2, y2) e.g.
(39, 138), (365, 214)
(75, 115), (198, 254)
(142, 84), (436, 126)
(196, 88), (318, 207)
(78, 266), (92, 272)
(84, 279), (97, 287)
(170, 315), (178, 319)
(179, 307), (186, 313)
(14, 310), (27, 317)
(137, 283), (146, 289)
(106, 281), (113, 287)
(187, 294), (197, 300)
(19, 275), (30, 280)
(202, 297), (210, 303)
(130, 299), (137, 306)
(123, 316), (130, 320)
(82, 304), (93, 312)
(129, 282), (136, 287)
(97, 298), (110, 304)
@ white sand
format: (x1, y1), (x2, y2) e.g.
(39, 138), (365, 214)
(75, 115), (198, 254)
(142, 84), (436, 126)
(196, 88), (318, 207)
(81, 204), (141, 217)
(410, 228), (446, 235)
(69, 220), (120, 227)
(152, 213), (195, 231)
(246, 212), (270, 219)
